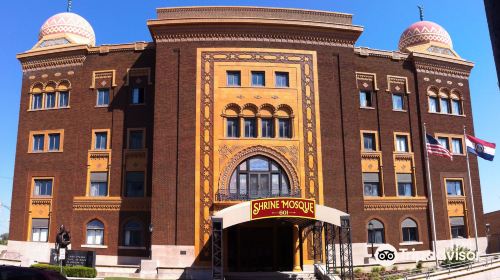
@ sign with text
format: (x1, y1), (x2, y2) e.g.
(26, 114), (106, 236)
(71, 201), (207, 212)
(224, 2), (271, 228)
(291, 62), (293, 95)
(251, 198), (316, 220)
(50, 249), (96, 267)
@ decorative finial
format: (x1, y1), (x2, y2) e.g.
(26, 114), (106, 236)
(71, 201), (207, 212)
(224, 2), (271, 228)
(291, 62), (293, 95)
(67, 0), (72, 12)
(417, 5), (424, 21)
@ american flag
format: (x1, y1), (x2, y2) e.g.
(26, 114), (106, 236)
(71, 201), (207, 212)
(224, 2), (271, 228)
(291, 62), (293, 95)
(426, 134), (453, 160)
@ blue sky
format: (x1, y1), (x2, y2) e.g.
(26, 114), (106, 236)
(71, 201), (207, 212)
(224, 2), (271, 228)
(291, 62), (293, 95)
(0, 0), (498, 234)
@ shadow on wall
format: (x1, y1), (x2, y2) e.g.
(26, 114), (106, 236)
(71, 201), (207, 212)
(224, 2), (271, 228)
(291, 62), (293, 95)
(487, 234), (500, 253)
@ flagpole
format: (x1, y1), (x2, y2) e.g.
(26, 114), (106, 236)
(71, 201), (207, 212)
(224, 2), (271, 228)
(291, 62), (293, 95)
(423, 123), (439, 266)
(463, 126), (479, 257)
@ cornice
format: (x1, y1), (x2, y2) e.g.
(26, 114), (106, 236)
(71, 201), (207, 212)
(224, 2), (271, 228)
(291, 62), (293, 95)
(364, 197), (428, 211)
(20, 55), (87, 73)
(412, 52), (474, 67)
(354, 47), (409, 61)
(155, 6), (355, 26)
(73, 197), (151, 211)
(414, 61), (471, 80)
(153, 32), (355, 48)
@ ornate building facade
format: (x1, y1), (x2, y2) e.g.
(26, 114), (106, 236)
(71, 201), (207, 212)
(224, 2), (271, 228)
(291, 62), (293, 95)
(8, 6), (487, 278)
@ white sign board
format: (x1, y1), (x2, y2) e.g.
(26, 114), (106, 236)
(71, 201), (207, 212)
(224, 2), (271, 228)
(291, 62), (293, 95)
(59, 248), (66, 260)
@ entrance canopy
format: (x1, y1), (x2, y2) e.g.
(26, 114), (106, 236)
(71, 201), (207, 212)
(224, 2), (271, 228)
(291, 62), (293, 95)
(213, 198), (349, 229)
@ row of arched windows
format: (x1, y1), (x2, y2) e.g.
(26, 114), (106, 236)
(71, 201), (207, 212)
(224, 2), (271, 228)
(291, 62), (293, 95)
(223, 103), (294, 139)
(427, 86), (463, 115)
(29, 80), (71, 111)
(86, 219), (145, 247)
(367, 218), (419, 243)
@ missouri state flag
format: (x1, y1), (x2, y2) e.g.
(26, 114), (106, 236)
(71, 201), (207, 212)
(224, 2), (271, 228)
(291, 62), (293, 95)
(466, 135), (496, 161)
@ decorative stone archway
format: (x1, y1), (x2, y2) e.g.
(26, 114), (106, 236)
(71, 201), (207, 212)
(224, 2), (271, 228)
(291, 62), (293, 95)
(217, 145), (300, 194)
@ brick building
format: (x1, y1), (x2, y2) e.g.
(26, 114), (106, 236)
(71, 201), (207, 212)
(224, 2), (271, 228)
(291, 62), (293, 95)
(485, 210), (500, 253)
(8, 6), (487, 278)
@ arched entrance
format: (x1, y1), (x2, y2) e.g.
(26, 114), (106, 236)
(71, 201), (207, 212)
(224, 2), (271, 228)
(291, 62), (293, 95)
(211, 200), (354, 280)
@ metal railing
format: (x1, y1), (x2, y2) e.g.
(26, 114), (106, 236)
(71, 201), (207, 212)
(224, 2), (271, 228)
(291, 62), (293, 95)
(216, 188), (301, 201)
(359, 255), (500, 280)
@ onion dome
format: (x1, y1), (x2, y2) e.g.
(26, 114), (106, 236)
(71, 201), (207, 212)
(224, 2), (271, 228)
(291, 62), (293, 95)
(398, 21), (457, 57)
(35, 12), (95, 48)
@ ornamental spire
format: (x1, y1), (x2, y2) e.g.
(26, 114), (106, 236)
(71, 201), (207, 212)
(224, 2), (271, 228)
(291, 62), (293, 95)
(67, 0), (72, 12)
(417, 5), (424, 21)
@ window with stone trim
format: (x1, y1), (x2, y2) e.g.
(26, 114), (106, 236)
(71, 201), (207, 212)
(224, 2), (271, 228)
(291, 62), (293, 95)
(367, 219), (384, 244)
(86, 219), (104, 245)
(31, 218), (49, 242)
(401, 218), (418, 242)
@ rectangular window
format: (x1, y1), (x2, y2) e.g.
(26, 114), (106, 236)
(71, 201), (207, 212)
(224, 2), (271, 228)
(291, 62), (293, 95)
(34, 179), (52, 196)
(48, 133), (60, 151)
(359, 91), (372, 108)
(368, 229), (384, 244)
(438, 137), (450, 150)
(275, 72), (290, 88)
(86, 227), (103, 245)
(227, 71), (241, 86)
(446, 179), (463, 196)
(363, 172), (380, 196)
(363, 132), (376, 151)
(58, 92), (69, 108)
(397, 173), (413, 196)
(97, 89), (110, 106)
(125, 171), (145, 197)
(451, 99), (462, 115)
(226, 118), (239, 138)
(45, 92), (56, 109)
(395, 135), (409, 152)
(261, 118), (274, 138)
(429, 96), (438, 112)
(402, 227), (418, 242)
(31, 94), (43, 110)
(440, 98), (450, 114)
(31, 218), (49, 242)
(244, 118), (257, 138)
(32, 134), (44, 152)
(94, 132), (108, 150)
(90, 172), (108, 196)
(131, 88), (145, 104)
(129, 130), (144, 149)
(278, 119), (292, 138)
(450, 217), (466, 238)
(251, 71), (265, 87)
(392, 93), (404, 110)
(452, 138), (463, 154)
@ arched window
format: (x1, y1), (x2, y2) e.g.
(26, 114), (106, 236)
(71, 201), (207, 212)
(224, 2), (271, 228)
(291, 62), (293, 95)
(367, 219), (384, 244)
(86, 220), (104, 245)
(227, 156), (290, 200)
(123, 220), (143, 247)
(402, 218), (418, 242)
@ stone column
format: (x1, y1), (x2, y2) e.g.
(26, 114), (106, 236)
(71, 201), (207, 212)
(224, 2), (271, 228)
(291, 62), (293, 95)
(293, 224), (302, 272)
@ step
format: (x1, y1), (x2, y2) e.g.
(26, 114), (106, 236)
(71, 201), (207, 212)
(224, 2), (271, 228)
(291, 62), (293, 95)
(225, 271), (318, 280)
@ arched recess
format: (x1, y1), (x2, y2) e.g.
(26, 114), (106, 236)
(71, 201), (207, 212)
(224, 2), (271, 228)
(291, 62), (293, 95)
(426, 86), (438, 96)
(57, 80), (71, 91)
(259, 103), (275, 117)
(223, 103), (241, 116)
(450, 89), (462, 100)
(44, 81), (57, 92)
(276, 104), (294, 117)
(30, 82), (44, 93)
(241, 103), (258, 116)
(218, 145), (299, 195)
(438, 87), (450, 98)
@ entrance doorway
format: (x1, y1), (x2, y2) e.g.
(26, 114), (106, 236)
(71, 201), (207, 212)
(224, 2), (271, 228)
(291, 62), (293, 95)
(226, 219), (294, 272)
